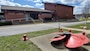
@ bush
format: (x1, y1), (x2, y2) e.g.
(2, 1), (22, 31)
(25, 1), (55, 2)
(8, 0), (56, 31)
(0, 21), (12, 26)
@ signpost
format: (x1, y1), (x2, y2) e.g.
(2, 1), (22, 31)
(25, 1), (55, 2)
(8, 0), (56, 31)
(0, 4), (1, 12)
(58, 21), (60, 31)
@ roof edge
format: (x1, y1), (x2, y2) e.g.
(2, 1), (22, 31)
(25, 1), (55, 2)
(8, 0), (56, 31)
(43, 2), (74, 7)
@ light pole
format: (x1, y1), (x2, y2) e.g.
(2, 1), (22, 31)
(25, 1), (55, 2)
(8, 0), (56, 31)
(85, 6), (89, 29)
(0, 3), (1, 12)
(58, 20), (60, 31)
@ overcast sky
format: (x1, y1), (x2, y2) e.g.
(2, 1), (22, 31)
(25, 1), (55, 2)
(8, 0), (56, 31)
(0, 0), (90, 14)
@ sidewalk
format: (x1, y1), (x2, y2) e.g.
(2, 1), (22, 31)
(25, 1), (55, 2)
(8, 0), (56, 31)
(30, 29), (90, 51)
(30, 27), (90, 51)
(61, 27), (90, 34)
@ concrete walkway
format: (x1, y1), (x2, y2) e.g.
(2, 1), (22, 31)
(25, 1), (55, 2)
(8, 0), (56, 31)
(61, 27), (90, 34)
(30, 33), (69, 51)
(30, 27), (90, 51)
(30, 32), (90, 51)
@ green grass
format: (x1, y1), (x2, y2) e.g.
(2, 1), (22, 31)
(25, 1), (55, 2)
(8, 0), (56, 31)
(68, 23), (90, 30)
(79, 17), (90, 21)
(87, 34), (90, 37)
(61, 29), (81, 33)
(0, 28), (59, 51)
(0, 28), (81, 51)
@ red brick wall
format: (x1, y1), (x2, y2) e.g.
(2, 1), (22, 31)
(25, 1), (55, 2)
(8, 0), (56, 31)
(45, 3), (56, 11)
(4, 11), (25, 20)
(38, 13), (52, 19)
(56, 5), (73, 19)
(44, 3), (74, 19)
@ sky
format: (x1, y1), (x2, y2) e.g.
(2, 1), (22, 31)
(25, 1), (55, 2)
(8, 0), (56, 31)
(0, 0), (90, 14)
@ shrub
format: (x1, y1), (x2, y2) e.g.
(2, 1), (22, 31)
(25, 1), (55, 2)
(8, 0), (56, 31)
(0, 21), (12, 26)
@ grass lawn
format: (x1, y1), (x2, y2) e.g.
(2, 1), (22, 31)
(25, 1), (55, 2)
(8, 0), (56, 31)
(0, 28), (82, 51)
(68, 23), (90, 30)
(79, 17), (90, 21)
(87, 34), (90, 38)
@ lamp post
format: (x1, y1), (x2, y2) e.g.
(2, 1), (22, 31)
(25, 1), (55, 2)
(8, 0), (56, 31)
(0, 3), (1, 12)
(58, 17), (60, 32)
(58, 20), (60, 31)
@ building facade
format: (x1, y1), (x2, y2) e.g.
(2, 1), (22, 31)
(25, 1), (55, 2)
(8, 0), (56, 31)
(0, 5), (53, 23)
(44, 2), (74, 20)
(0, 2), (75, 24)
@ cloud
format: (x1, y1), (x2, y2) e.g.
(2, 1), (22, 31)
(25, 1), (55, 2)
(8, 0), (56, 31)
(0, 0), (33, 7)
(35, 3), (43, 7)
(0, 0), (7, 1)
(43, 0), (57, 3)
(40, 7), (44, 9)
(1, 0), (89, 14)
(81, 0), (90, 7)
(22, 5), (33, 7)
(60, 0), (90, 14)
(74, 0), (90, 14)
(27, 0), (33, 1)
(26, 0), (60, 3)
(60, 0), (83, 4)
(27, 0), (41, 2)
(10, 0), (14, 2)
(34, 0), (41, 2)
(74, 6), (84, 14)
(0, 0), (17, 6)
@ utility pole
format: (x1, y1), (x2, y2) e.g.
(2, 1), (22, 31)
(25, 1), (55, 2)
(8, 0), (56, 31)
(0, 3), (1, 12)
(58, 17), (60, 31)
(82, 3), (90, 29)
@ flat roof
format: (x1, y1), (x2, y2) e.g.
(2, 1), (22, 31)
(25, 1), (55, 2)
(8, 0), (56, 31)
(1, 5), (53, 13)
(43, 2), (74, 7)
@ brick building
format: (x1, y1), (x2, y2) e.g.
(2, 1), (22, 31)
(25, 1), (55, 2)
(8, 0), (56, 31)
(0, 2), (75, 24)
(0, 5), (53, 23)
(44, 2), (75, 20)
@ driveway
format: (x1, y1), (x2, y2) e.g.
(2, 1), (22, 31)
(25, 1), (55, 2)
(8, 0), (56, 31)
(0, 21), (90, 36)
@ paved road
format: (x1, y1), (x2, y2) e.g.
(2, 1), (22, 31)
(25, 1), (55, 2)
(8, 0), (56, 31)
(0, 21), (90, 36)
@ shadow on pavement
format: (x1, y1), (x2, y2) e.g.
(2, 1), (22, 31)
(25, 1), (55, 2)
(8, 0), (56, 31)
(68, 47), (88, 51)
(51, 40), (66, 49)
(51, 40), (89, 51)
(84, 42), (90, 46)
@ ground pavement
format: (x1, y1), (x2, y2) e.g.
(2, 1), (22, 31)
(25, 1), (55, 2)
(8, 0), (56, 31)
(0, 21), (90, 36)
(30, 27), (90, 51)
(61, 27), (90, 34)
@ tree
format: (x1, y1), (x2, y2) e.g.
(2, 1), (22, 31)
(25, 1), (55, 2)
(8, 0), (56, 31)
(82, 3), (90, 29)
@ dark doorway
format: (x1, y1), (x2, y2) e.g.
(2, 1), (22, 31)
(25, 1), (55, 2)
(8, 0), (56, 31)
(44, 18), (52, 22)
(30, 12), (38, 19)
(0, 13), (4, 20)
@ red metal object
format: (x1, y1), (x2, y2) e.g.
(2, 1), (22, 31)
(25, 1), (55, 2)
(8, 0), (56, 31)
(23, 34), (28, 41)
(50, 35), (66, 41)
(50, 32), (90, 48)
(59, 29), (63, 32)
(82, 32), (86, 35)
(68, 30), (72, 32)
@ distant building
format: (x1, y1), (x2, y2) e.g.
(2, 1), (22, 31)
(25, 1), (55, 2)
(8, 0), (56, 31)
(0, 5), (53, 23)
(0, 2), (75, 24)
(44, 2), (75, 20)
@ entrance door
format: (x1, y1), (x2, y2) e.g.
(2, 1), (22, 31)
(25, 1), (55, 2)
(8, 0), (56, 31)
(0, 13), (4, 21)
(25, 12), (29, 21)
(30, 12), (38, 19)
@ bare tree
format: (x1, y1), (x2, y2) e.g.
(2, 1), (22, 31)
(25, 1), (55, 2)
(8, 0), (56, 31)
(82, 3), (90, 29)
